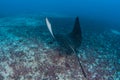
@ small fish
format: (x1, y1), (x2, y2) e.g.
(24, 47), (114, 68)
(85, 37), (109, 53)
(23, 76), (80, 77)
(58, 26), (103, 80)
(111, 29), (120, 35)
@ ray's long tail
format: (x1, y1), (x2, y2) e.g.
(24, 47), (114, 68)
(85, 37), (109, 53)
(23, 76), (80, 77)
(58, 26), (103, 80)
(76, 54), (87, 80)
(69, 45), (87, 79)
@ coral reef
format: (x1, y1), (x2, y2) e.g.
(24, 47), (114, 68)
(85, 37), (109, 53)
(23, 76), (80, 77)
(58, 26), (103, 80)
(0, 15), (120, 80)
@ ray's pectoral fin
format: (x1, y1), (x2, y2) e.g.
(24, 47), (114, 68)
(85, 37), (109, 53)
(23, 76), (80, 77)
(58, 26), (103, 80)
(69, 17), (87, 79)
(69, 17), (82, 48)
(45, 17), (55, 39)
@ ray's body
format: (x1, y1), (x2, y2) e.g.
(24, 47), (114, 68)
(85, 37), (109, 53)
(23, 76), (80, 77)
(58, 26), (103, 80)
(45, 17), (87, 79)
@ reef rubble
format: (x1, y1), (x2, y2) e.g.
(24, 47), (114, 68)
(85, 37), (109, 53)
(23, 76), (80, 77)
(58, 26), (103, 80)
(0, 15), (120, 80)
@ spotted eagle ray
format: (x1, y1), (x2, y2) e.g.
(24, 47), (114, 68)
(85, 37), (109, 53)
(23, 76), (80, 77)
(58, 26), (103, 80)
(45, 17), (87, 79)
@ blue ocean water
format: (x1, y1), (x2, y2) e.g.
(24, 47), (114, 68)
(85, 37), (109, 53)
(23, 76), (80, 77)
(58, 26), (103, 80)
(0, 0), (120, 30)
(0, 0), (120, 80)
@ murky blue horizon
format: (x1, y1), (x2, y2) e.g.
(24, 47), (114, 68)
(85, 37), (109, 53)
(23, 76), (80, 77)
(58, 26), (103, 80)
(0, 0), (120, 30)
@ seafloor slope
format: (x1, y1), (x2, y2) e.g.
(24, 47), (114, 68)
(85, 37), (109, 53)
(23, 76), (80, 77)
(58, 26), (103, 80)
(0, 15), (120, 80)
